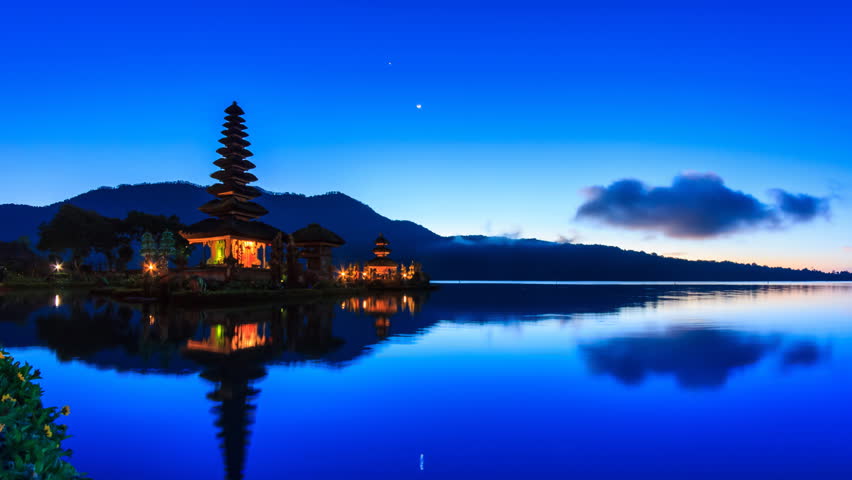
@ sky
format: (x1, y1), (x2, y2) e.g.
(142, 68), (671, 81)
(2, 1), (851, 271)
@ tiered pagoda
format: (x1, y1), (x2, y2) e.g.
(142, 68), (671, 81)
(364, 234), (398, 279)
(181, 102), (281, 269)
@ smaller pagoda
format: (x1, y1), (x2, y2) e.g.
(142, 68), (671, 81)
(181, 102), (281, 270)
(364, 234), (398, 279)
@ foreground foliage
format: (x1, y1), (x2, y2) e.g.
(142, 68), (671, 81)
(0, 348), (86, 479)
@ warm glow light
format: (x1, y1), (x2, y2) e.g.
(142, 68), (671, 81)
(54, 295), (60, 308)
(146, 263), (157, 272)
(52, 263), (62, 272)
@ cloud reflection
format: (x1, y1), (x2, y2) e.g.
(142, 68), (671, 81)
(581, 328), (780, 389)
(781, 341), (831, 370)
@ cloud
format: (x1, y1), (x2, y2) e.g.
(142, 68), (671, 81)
(500, 228), (523, 240)
(771, 190), (830, 222)
(844, 246), (852, 253)
(576, 172), (830, 238)
(556, 228), (583, 244)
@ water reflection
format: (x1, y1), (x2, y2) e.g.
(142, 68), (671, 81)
(340, 293), (423, 337)
(781, 341), (831, 369)
(0, 284), (848, 479)
(581, 329), (780, 389)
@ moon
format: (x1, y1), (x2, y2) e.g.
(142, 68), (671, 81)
(416, 104), (422, 109)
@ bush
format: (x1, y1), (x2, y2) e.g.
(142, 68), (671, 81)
(0, 348), (86, 479)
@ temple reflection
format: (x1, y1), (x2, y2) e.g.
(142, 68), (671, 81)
(340, 292), (423, 338)
(174, 305), (339, 480)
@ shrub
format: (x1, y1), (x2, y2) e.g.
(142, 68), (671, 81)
(0, 348), (86, 479)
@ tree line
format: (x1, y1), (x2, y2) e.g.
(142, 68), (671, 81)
(36, 203), (191, 272)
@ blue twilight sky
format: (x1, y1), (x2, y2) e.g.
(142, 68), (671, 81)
(2, 1), (851, 271)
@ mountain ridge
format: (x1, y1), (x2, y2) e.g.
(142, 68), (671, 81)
(1, 182), (848, 280)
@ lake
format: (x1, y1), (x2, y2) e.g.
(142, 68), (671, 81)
(2, 283), (851, 479)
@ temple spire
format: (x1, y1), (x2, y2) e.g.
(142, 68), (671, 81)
(199, 101), (269, 221)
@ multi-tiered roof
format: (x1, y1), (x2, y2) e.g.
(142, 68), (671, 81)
(200, 102), (269, 221)
(182, 102), (280, 243)
(367, 233), (397, 267)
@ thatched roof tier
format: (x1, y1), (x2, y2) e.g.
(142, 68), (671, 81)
(210, 170), (258, 184)
(218, 135), (251, 147)
(181, 218), (282, 242)
(215, 146), (254, 158)
(375, 234), (389, 245)
(372, 245), (391, 255)
(291, 223), (345, 246)
(224, 102), (245, 115)
(199, 197), (268, 221)
(365, 257), (398, 267)
(206, 183), (262, 200)
(213, 157), (256, 170)
(221, 128), (248, 138)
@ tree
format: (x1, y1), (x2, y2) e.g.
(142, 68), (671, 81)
(120, 211), (184, 242)
(157, 231), (176, 272)
(37, 204), (119, 272)
(116, 244), (135, 271)
(140, 232), (157, 264)
(120, 211), (189, 270)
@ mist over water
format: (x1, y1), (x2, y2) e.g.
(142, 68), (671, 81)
(2, 283), (851, 479)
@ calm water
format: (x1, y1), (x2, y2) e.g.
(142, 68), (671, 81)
(2, 283), (852, 479)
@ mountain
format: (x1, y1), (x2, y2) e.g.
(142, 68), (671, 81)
(1, 182), (849, 281)
(0, 182), (440, 264)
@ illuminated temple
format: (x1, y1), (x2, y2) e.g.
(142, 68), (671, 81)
(364, 234), (398, 279)
(177, 101), (427, 287)
(181, 102), (282, 270)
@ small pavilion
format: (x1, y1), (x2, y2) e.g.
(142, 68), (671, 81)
(291, 223), (345, 280)
(181, 102), (281, 269)
(364, 234), (398, 279)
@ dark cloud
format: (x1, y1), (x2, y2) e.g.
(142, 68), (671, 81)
(771, 190), (830, 222)
(576, 172), (830, 238)
(581, 328), (779, 389)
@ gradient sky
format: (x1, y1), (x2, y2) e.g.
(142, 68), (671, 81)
(3, 1), (851, 271)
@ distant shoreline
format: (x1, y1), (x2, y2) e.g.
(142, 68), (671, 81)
(432, 280), (852, 285)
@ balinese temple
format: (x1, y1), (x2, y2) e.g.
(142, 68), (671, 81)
(364, 234), (398, 279)
(181, 102), (281, 270)
(291, 223), (345, 281)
